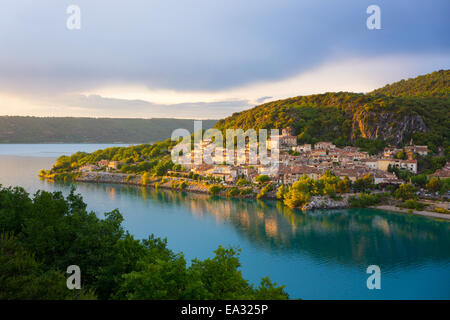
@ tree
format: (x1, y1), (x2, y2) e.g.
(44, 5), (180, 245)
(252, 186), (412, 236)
(257, 184), (271, 199)
(255, 175), (270, 184)
(189, 246), (251, 299)
(336, 176), (351, 193)
(353, 174), (375, 192)
(153, 162), (168, 176)
(395, 150), (406, 160)
(394, 183), (417, 200)
(426, 177), (441, 193)
(0, 233), (95, 300)
(0, 185), (289, 300)
(208, 185), (222, 196)
(411, 174), (428, 187)
(276, 185), (288, 200)
(142, 172), (151, 185)
(236, 178), (250, 187)
(283, 189), (310, 209)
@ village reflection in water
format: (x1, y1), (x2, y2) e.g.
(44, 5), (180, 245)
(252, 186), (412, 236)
(67, 181), (450, 271)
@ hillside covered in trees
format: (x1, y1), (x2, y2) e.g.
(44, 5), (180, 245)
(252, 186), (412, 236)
(372, 70), (449, 98)
(0, 117), (217, 143)
(215, 70), (449, 153)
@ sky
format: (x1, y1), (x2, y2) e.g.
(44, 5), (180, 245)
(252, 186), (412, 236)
(0, 0), (449, 119)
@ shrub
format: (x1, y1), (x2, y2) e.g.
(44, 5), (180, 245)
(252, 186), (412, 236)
(239, 188), (253, 196)
(226, 187), (239, 197)
(142, 172), (151, 185)
(179, 181), (187, 190)
(276, 185), (288, 200)
(236, 179), (250, 187)
(434, 207), (450, 214)
(394, 183), (417, 201)
(283, 189), (310, 209)
(348, 193), (380, 208)
(255, 175), (270, 184)
(257, 184), (272, 199)
(208, 185), (222, 196)
(402, 199), (425, 211)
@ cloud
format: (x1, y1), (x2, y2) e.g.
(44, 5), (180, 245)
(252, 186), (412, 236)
(0, 1), (448, 118)
(2, 52), (448, 119)
(0, 0), (448, 95)
(256, 96), (273, 104)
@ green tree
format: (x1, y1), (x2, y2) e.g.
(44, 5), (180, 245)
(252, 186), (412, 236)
(0, 233), (95, 300)
(411, 174), (428, 187)
(394, 183), (417, 200)
(283, 189), (310, 209)
(255, 175), (270, 184)
(208, 185), (222, 196)
(0, 185), (290, 300)
(276, 185), (288, 200)
(353, 174), (375, 193)
(142, 172), (151, 185)
(426, 177), (441, 193)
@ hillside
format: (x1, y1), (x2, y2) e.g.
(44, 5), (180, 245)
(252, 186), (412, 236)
(371, 70), (450, 98)
(215, 70), (449, 152)
(0, 117), (217, 143)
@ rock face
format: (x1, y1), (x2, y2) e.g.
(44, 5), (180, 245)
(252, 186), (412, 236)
(352, 110), (427, 145)
(303, 196), (349, 210)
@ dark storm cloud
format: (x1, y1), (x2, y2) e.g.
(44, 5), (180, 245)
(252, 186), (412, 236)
(0, 0), (448, 94)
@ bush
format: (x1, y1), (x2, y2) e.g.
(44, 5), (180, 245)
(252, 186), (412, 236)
(179, 181), (187, 190)
(283, 189), (310, 209)
(434, 207), (450, 214)
(142, 172), (151, 185)
(236, 178), (250, 187)
(226, 187), (239, 197)
(348, 193), (380, 208)
(394, 183), (417, 201)
(276, 185), (288, 200)
(239, 188), (253, 196)
(208, 185), (222, 196)
(426, 177), (441, 193)
(402, 199), (425, 211)
(255, 175), (270, 184)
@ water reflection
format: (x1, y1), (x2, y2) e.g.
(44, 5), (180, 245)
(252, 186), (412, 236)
(54, 180), (450, 270)
(1, 152), (449, 299)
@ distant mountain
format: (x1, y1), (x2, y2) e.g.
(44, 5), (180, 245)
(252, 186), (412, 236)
(215, 70), (449, 151)
(0, 117), (217, 143)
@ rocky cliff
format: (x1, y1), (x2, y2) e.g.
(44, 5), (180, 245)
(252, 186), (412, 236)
(352, 110), (428, 145)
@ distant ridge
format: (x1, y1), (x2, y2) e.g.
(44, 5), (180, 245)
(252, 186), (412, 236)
(0, 117), (218, 143)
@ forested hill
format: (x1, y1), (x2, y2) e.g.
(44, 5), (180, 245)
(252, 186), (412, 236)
(215, 70), (449, 151)
(371, 70), (449, 98)
(0, 117), (217, 143)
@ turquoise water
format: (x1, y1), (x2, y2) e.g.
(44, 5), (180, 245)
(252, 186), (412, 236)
(0, 145), (449, 299)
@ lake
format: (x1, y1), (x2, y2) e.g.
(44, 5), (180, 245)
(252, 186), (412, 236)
(0, 144), (449, 299)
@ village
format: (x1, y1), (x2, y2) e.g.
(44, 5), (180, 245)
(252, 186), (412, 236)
(75, 127), (450, 191)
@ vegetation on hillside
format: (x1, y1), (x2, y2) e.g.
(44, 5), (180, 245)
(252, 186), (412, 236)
(277, 171), (376, 209)
(215, 70), (449, 152)
(0, 185), (289, 300)
(41, 139), (177, 178)
(371, 70), (449, 98)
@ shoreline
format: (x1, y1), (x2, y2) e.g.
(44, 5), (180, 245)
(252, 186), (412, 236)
(42, 171), (450, 220)
(372, 204), (450, 220)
